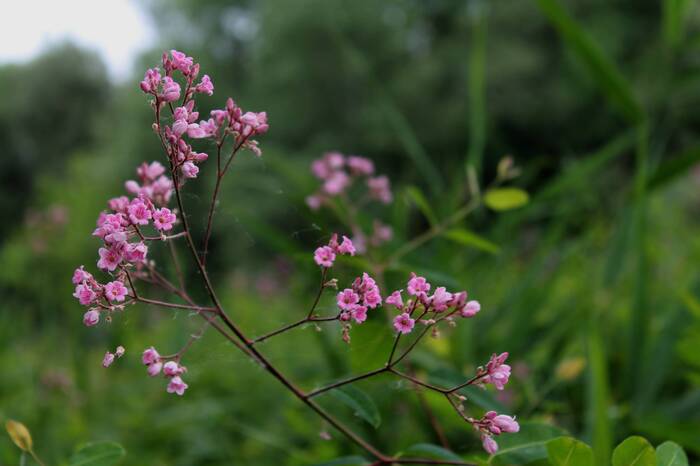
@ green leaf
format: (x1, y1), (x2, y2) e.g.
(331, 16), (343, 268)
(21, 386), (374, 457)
(656, 441), (688, 466)
(484, 188), (529, 211)
(405, 186), (438, 226)
(313, 456), (370, 466)
(69, 442), (126, 466)
(399, 443), (463, 462)
(443, 228), (500, 254)
(586, 322), (612, 465)
(489, 422), (566, 465)
(536, 0), (643, 123)
(663, 0), (694, 48)
(647, 146), (700, 191)
(546, 437), (594, 466)
(329, 385), (381, 428)
(612, 437), (656, 466)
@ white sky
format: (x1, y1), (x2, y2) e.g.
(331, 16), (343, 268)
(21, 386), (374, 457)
(1, 0), (155, 81)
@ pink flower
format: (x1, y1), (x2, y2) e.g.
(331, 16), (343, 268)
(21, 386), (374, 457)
(181, 161), (199, 178)
(483, 352), (511, 390)
(323, 171), (350, 195)
(385, 291), (404, 309)
(74, 283), (97, 305)
(407, 274), (431, 298)
(367, 176), (392, 203)
(148, 361), (163, 377)
(97, 245), (122, 271)
(153, 207), (176, 231)
(167, 376), (189, 395)
(351, 306), (368, 323)
(163, 361), (183, 376)
(363, 291), (382, 309)
(103, 352), (115, 368)
(347, 155), (374, 176)
(115, 346), (125, 357)
(72, 266), (92, 284)
(169, 50), (193, 73)
(393, 313), (415, 334)
(306, 195), (323, 210)
(493, 415), (519, 433)
(461, 300), (481, 318)
(186, 124), (208, 139)
(314, 246), (336, 268)
(83, 309), (100, 327)
(481, 435), (498, 455)
(142, 347), (160, 365)
(104, 280), (128, 302)
(128, 199), (152, 225)
(172, 118), (189, 137)
(108, 196), (130, 212)
(337, 236), (356, 256)
(195, 74), (214, 95)
(138, 161), (166, 180)
(139, 68), (161, 93)
(240, 111), (269, 135)
(125, 242), (148, 263)
(337, 289), (360, 310)
(161, 76), (181, 102)
(430, 287), (453, 312)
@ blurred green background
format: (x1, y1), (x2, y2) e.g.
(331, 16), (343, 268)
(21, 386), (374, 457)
(2, 0), (700, 464)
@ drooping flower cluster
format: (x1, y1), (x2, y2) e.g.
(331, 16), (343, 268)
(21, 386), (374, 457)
(103, 345), (126, 368)
(337, 272), (382, 325)
(73, 264), (130, 327)
(473, 411), (520, 454)
(142, 347), (189, 395)
(313, 233), (356, 268)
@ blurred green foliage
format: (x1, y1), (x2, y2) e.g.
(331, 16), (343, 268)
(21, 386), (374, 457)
(2, 0), (700, 465)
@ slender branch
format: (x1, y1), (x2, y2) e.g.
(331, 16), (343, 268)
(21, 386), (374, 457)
(131, 296), (218, 313)
(389, 367), (449, 394)
(305, 367), (390, 398)
(251, 315), (338, 345)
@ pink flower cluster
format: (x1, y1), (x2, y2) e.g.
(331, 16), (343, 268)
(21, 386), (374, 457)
(73, 265), (130, 327)
(141, 50), (268, 166)
(142, 347), (189, 396)
(473, 411), (520, 454)
(103, 345), (125, 368)
(479, 352), (512, 391)
(337, 273), (382, 325)
(385, 273), (481, 335)
(313, 234), (356, 268)
(306, 152), (392, 208)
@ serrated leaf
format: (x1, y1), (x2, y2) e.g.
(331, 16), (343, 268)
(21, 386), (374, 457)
(399, 443), (463, 462)
(489, 423), (566, 465)
(329, 385), (381, 428)
(443, 228), (500, 254)
(484, 188), (529, 211)
(313, 456), (370, 466)
(5, 420), (32, 452)
(656, 441), (688, 466)
(547, 437), (594, 466)
(612, 436), (656, 466)
(69, 441), (126, 466)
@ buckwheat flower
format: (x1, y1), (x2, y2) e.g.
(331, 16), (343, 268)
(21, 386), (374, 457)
(125, 242), (148, 263)
(347, 155), (374, 176)
(449, 291), (467, 309)
(385, 290), (404, 309)
(240, 111), (269, 135)
(115, 346), (125, 358)
(97, 246), (122, 272)
(186, 124), (208, 139)
(72, 266), (92, 285)
(142, 347), (160, 365)
(481, 435), (498, 455)
(195, 74), (214, 95)
(493, 414), (519, 433)
(147, 361), (163, 377)
(393, 313), (415, 334)
(170, 50), (193, 73)
(431, 287), (453, 312)
(181, 161), (199, 178)
(108, 196), (130, 213)
(337, 236), (356, 256)
(325, 152), (345, 169)
(128, 199), (152, 225)
(483, 352), (511, 390)
(337, 289), (360, 310)
(163, 361), (182, 377)
(104, 280), (128, 302)
(461, 300), (480, 318)
(103, 352), (115, 368)
(323, 171), (350, 195)
(74, 283), (97, 305)
(139, 67), (161, 93)
(306, 194), (323, 210)
(167, 376), (189, 395)
(311, 158), (332, 180)
(83, 309), (100, 327)
(407, 274), (431, 298)
(153, 207), (176, 231)
(367, 175), (392, 204)
(172, 118), (189, 137)
(314, 246), (336, 268)
(371, 220), (393, 246)
(161, 76), (181, 102)
(139, 161), (166, 180)
(363, 290), (382, 309)
(351, 306), (368, 323)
